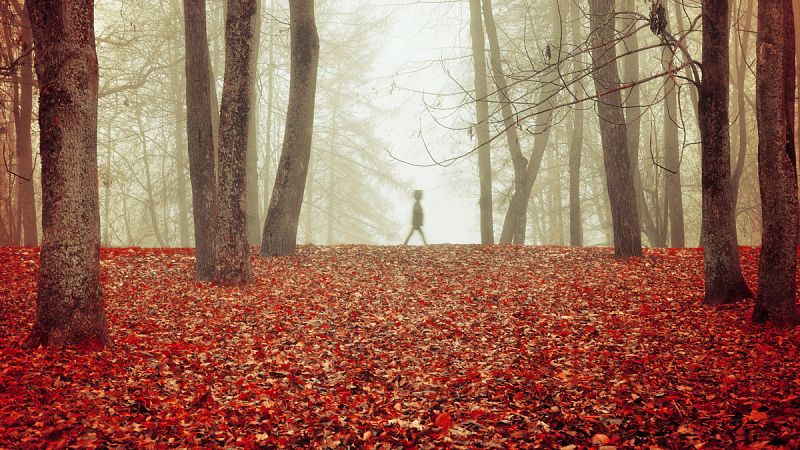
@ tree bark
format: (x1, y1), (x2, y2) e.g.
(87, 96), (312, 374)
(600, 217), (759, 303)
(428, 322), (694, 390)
(587, 0), (641, 258)
(183, 0), (217, 280)
(24, 0), (109, 349)
(699, 0), (752, 305)
(15, 7), (37, 246)
(245, 0), (262, 246)
(753, 0), (799, 327)
(469, 0), (493, 244)
(261, 0), (319, 257)
(214, 0), (256, 284)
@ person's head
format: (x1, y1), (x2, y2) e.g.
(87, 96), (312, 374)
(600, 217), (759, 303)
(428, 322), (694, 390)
(413, 190), (423, 201)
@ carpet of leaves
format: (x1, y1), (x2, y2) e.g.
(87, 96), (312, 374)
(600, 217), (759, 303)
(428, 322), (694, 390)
(1, 245), (799, 449)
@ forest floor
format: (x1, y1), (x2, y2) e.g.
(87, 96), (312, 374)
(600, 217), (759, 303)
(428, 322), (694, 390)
(0, 245), (799, 449)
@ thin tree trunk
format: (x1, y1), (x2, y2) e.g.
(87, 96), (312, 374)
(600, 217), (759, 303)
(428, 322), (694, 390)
(24, 0), (108, 349)
(245, 0), (262, 245)
(169, 0), (190, 247)
(587, 0), (641, 258)
(469, 0), (493, 244)
(662, 27), (685, 248)
(214, 0), (256, 284)
(261, 0), (319, 257)
(137, 116), (167, 247)
(482, 0), (526, 245)
(262, 0), (276, 224)
(15, 8), (37, 246)
(731, 0), (754, 209)
(184, 0), (218, 280)
(621, 0), (656, 246)
(568, 107), (584, 246)
(753, 0), (798, 327)
(699, 0), (751, 305)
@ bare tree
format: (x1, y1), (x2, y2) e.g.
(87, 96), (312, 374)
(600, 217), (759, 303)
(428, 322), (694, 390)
(245, 0), (262, 246)
(261, 0), (319, 257)
(24, 0), (109, 348)
(215, 0), (257, 284)
(753, 0), (798, 327)
(469, 0), (493, 244)
(698, 0), (752, 305)
(587, 0), (641, 258)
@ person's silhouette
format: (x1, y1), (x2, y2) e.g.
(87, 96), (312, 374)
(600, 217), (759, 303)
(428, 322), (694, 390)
(404, 190), (427, 245)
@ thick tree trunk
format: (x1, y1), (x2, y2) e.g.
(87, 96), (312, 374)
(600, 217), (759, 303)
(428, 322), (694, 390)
(699, 0), (751, 305)
(753, 0), (799, 327)
(245, 0), (262, 246)
(24, 0), (109, 349)
(183, 0), (217, 280)
(469, 0), (493, 245)
(587, 0), (641, 258)
(214, 0), (256, 284)
(261, 0), (319, 257)
(15, 10), (37, 247)
(662, 44), (685, 247)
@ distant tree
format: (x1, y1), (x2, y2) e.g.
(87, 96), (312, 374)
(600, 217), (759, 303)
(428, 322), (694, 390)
(245, 0), (262, 246)
(183, 0), (217, 280)
(24, 0), (109, 348)
(587, 0), (641, 258)
(261, 0), (319, 257)
(13, 2), (36, 246)
(753, 0), (798, 327)
(468, 0), (493, 244)
(567, 0), (584, 247)
(698, 0), (752, 305)
(215, 0), (257, 284)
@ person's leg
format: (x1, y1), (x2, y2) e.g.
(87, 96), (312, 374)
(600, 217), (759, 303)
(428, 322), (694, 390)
(403, 227), (414, 245)
(418, 227), (427, 245)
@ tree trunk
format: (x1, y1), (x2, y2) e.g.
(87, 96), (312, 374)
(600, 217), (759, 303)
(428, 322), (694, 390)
(662, 37), (685, 247)
(15, 8), (37, 246)
(183, 0), (217, 280)
(587, 0), (641, 258)
(621, 0), (656, 246)
(469, 0), (493, 244)
(495, 0), (561, 244)
(169, 0), (190, 248)
(261, 0), (319, 257)
(245, 0), (262, 246)
(568, 1), (584, 247)
(24, 0), (109, 349)
(753, 0), (799, 327)
(137, 116), (167, 248)
(262, 1), (276, 225)
(481, 0), (526, 245)
(699, 0), (752, 305)
(214, 0), (256, 284)
(731, 0), (755, 210)
(568, 107), (583, 246)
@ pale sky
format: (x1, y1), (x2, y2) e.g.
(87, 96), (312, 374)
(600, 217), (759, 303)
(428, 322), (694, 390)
(365, 0), (482, 244)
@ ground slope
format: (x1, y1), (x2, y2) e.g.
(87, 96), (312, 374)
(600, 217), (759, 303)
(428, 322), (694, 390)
(0, 245), (798, 448)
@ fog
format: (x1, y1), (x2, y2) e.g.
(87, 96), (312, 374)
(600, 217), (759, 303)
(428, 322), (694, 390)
(1, 0), (768, 249)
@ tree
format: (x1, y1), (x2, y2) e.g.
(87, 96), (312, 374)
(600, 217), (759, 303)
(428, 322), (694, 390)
(261, 0), (319, 257)
(753, 0), (798, 327)
(215, 0), (257, 284)
(24, 0), (109, 348)
(13, 2), (37, 246)
(587, 0), (641, 258)
(567, 0), (584, 247)
(661, 3), (685, 248)
(468, 0), (493, 244)
(183, 0), (217, 280)
(698, 0), (751, 305)
(245, 0), (262, 246)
